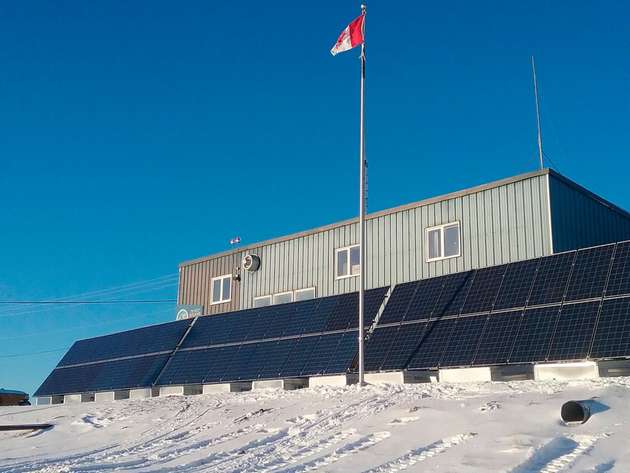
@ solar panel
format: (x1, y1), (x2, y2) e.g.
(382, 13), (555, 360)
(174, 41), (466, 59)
(472, 310), (523, 365)
(156, 348), (215, 385)
(380, 322), (427, 371)
(461, 265), (507, 315)
(590, 297), (630, 358)
(180, 314), (236, 349)
(406, 318), (457, 370)
(605, 242), (630, 297)
(35, 354), (170, 396)
(364, 326), (399, 371)
(222, 343), (259, 381)
(281, 336), (319, 377)
(301, 333), (345, 376)
(285, 300), (326, 336)
(257, 339), (297, 380)
(493, 259), (539, 310)
(440, 315), (487, 367)
(527, 252), (575, 306)
(364, 287), (390, 324)
(58, 320), (192, 366)
(547, 301), (600, 361)
(404, 277), (444, 322)
(324, 294), (357, 331)
(432, 271), (475, 317)
(203, 346), (240, 383)
(509, 306), (560, 363)
(377, 282), (417, 325)
(565, 245), (614, 301)
(327, 331), (358, 374)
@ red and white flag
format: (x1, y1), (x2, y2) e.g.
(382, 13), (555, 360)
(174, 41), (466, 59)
(330, 14), (365, 56)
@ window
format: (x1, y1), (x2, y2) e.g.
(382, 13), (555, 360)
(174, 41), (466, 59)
(336, 245), (360, 279)
(426, 222), (461, 262)
(294, 287), (316, 301)
(253, 295), (272, 308)
(273, 291), (293, 305)
(211, 274), (232, 304)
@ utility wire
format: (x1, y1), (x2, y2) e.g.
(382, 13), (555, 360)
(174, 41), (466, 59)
(0, 348), (69, 359)
(0, 299), (176, 305)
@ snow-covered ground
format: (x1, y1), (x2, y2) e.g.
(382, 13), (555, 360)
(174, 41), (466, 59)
(2, 378), (630, 472)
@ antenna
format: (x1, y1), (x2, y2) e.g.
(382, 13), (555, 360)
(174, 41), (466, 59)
(531, 56), (544, 170)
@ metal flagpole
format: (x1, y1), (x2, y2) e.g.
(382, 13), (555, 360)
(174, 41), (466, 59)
(531, 56), (544, 170)
(358, 3), (367, 386)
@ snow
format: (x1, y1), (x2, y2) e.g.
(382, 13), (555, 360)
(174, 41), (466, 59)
(2, 378), (630, 472)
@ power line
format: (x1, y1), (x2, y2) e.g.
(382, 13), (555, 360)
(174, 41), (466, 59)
(0, 348), (69, 359)
(0, 299), (176, 305)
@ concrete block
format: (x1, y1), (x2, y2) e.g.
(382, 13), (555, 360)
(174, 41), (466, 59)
(129, 388), (152, 400)
(36, 397), (51, 406)
(94, 392), (115, 403)
(252, 378), (309, 391)
(365, 371), (432, 385)
(490, 365), (534, 382)
(160, 385), (185, 396)
(534, 362), (599, 381)
(310, 374), (358, 387)
(64, 394), (82, 404)
(439, 367), (492, 383)
(597, 360), (630, 378)
(81, 393), (95, 403)
(203, 382), (252, 394)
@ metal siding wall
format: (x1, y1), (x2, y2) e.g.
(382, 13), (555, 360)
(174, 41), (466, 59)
(179, 174), (553, 313)
(549, 175), (630, 253)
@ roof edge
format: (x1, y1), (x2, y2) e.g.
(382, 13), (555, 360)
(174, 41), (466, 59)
(180, 168), (551, 267)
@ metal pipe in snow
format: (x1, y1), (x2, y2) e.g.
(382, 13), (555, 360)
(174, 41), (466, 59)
(561, 400), (592, 424)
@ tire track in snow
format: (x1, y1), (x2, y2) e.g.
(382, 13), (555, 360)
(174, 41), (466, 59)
(361, 432), (477, 472)
(510, 434), (607, 473)
(277, 431), (392, 473)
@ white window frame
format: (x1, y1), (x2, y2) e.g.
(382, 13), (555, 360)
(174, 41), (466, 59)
(425, 221), (461, 262)
(253, 295), (272, 307)
(210, 274), (232, 305)
(273, 291), (294, 305)
(294, 287), (316, 301)
(335, 244), (360, 279)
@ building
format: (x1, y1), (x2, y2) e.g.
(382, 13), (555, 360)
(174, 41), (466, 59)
(0, 388), (29, 406)
(178, 168), (630, 317)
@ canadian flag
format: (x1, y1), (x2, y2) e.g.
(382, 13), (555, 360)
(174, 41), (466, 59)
(330, 14), (365, 56)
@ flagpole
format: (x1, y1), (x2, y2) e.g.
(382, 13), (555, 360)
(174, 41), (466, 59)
(358, 3), (367, 387)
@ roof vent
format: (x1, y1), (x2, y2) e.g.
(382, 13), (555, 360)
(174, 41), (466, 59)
(242, 254), (261, 272)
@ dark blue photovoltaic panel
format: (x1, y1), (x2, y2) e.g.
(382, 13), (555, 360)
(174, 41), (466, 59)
(284, 300), (327, 336)
(381, 322), (427, 371)
(223, 343), (259, 381)
(509, 306), (560, 363)
(326, 331), (358, 374)
(461, 265), (507, 314)
(58, 320), (192, 366)
(364, 287), (390, 324)
(324, 294), (358, 331)
(590, 297), (630, 358)
(156, 348), (216, 385)
(493, 259), (539, 310)
(433, 271), (474, 317)
(281, 336), (320, 377)
(404, 277), (444, 322)
(365, 326), (399, 371)
(257, 339), (297, 380)
(565, 246), (614, 301)
(527, 252), (575, 306)
(472, 310), (523, 365)
(440, 316), (487, 367)
(407, 318), (457, 369)
(35, 354), (170, 396)
(204, 346), (241, 383)
(377, 282), (417, 325)
(301, 333), (345, 375)
(606, 242), (630, 297)
(547, 302), (600, 361)
(180, 314), (237, 349)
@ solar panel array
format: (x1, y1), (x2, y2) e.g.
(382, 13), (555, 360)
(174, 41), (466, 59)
(366, 241), (630, 371)
(35, 288), (387, 396)
(36, 241), (630, 397)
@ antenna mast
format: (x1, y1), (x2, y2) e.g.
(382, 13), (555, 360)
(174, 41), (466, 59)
(531, 56), (544, 170)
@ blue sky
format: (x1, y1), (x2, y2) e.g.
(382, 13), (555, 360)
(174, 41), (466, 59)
(1, 1), (629, 395)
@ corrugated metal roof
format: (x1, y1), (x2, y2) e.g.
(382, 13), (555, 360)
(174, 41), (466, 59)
(180, 168), (629, 267)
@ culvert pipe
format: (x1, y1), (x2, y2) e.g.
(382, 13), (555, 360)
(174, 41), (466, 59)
(561, 400), (591, 424)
